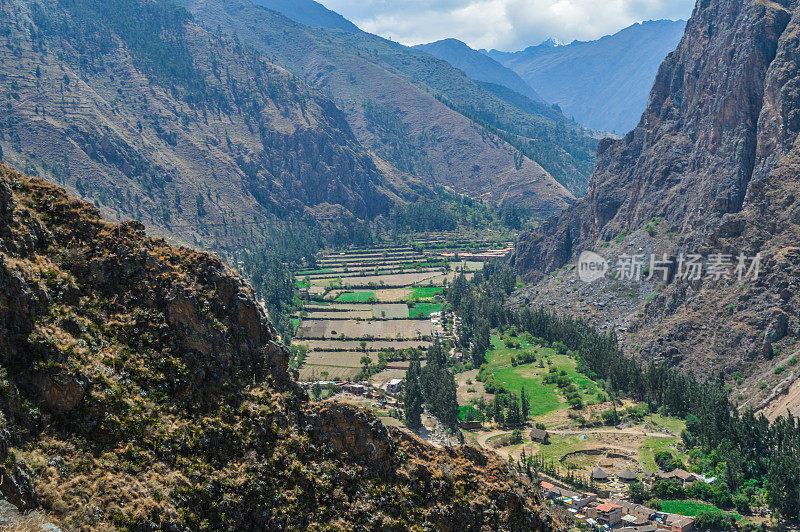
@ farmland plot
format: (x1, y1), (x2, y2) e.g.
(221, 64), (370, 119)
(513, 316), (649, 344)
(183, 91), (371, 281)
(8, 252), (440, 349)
(296, 339), (432, 351)
(303, 309), (373, 320)
(298, 365), (359, 381)
(311, 272), (443, 288)
(296, 319), (432, 340)
(372, 304), (409, 319)
(305, 351), (377, 367)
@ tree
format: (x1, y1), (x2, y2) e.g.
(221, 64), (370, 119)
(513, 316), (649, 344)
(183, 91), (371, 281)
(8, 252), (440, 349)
(732, 493), (751, 515)
(404, 355), (423, 431)
(629, 481), (648, 504)
(505, 400), (522, 427)
(520, 386), (529, 421)
(654, 451), (680, 472)
(311, 382), (322, 401)
(694, 511), (735, 531)
(471, 318), (491, 367)
(653, 479), (684, 500)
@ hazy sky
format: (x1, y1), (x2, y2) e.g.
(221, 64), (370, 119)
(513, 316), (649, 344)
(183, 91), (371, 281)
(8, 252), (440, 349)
(318, 0), (695, 51)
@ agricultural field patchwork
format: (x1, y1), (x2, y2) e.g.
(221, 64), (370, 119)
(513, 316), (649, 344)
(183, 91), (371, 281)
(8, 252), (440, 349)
(292, 237), (511, 384)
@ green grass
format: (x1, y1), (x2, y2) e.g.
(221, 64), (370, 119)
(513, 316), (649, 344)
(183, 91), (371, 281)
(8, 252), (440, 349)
(660, 500), (742, 520)
(482, 334), (601, 419)
(409, 302), (442, 318)
(638, 436), (689, 472)
(492, 366), (562, 417)
(535, 434), (588, 462)
(647, 414), (687, 434)
(410, 286), (443, 301)
(335, 291), (376, 303)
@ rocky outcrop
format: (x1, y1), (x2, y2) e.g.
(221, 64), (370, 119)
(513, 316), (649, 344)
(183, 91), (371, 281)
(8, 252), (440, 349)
(0, 165), (554, 530)
(303, 402), (397, 475)
(513, 0), (800, 409)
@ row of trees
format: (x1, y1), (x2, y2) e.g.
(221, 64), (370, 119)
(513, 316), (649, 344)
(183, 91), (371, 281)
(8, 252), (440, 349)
(446, 261), (517, 367)
(404, 342), (459, 432)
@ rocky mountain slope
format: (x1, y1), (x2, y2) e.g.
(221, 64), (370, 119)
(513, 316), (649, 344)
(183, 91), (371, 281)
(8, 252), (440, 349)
(512, 0), (800, 416)
(181, 0), (597, 200)
(0, 163), (555, 530)
(0, 0), (410, 253)
(489, 20), (687, 134)
(414, 38), (545, 104)
(0, 0), (592, 250)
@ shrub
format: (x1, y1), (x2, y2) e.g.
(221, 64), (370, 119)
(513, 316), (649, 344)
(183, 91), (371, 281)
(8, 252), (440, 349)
(652, 478), (685, 500)
(654, 450), (681, 471)
(733, 493), (751, 515)
(694, 511), (735, 531)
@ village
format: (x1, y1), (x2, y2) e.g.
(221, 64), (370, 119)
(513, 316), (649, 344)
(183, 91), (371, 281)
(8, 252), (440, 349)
(537, 455), (716, 532)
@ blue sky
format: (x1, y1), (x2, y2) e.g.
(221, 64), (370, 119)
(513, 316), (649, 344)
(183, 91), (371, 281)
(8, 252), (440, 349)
(318, 0), (695, 50)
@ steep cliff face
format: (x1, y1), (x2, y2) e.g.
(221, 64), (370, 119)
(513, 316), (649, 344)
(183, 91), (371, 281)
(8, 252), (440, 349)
(514, 0), (800, 413)
(0, 164), (554, 531)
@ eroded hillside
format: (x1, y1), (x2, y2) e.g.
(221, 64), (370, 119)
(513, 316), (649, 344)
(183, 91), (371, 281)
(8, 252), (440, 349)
(0, 164), (555, 530)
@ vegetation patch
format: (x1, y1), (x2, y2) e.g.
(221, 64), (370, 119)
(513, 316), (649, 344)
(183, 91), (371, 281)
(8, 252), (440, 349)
(336, 291), (377, 303)
(408, 303), (443, 318)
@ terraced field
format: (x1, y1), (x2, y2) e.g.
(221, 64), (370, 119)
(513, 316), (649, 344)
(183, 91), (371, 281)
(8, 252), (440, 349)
(292, 236), (512, 385)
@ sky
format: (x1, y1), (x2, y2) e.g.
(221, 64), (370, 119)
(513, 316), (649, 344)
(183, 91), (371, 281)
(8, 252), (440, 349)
(318, 0), (695, 51)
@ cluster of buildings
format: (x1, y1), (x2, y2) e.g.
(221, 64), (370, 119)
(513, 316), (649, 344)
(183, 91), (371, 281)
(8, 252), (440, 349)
(429, 311), (455, 341)
(539, 482), (695, 532)
(589, 467), (716, 489)
(302, 378), (405, 398)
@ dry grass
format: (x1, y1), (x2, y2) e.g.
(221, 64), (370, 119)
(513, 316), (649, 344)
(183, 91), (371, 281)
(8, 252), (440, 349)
(5, 513), (51, 532)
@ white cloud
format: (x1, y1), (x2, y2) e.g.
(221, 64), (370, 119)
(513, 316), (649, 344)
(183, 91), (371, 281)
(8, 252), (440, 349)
(318, 0), (695, 50)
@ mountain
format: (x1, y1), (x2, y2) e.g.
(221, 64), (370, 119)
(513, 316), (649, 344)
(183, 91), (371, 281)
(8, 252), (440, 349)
(489, 20), (687, 134)
(414, 38), (545, 104)
(0, 0), (410, 255)
(0, 0), (594, 253)
(181, 0), (598, 199)
(513, 0), (800, 415)
(251, 0), (361, 32)
(0, 164), (555, 530)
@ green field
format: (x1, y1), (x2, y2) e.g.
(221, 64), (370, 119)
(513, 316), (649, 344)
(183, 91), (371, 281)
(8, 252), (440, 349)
(660, 500), (742, 520)
(410, 286), (443, 301)
(482, 335), (600, 419)
(297, 268), (336, 275)
(336, 291), (376, 303)
(409, 302), (443, 318)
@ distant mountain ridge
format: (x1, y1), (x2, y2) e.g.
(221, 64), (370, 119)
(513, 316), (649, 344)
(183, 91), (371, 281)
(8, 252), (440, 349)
(414, 38), (545, 104)
(489, 19), (687, 134)
(183, 0), (598, 200)
(252, 0), (361, 32)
